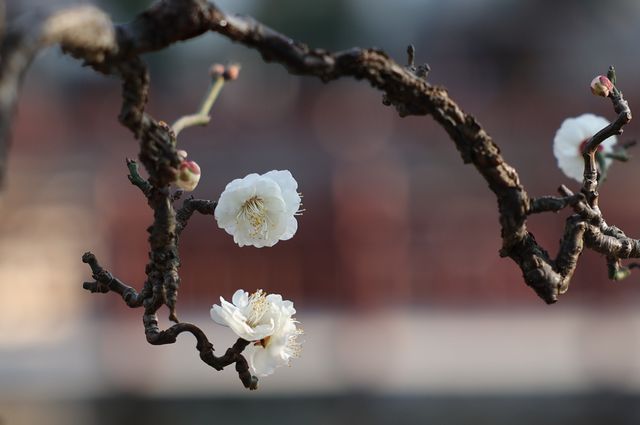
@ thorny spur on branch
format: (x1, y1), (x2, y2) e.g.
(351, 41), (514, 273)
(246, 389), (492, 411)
(0, 0), (639, 388)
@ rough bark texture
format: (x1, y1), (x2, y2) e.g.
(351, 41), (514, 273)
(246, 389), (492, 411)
(0, 0), (637, 388)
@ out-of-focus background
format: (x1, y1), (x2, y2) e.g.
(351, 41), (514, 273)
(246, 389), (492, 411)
(4, 0), (640, 423)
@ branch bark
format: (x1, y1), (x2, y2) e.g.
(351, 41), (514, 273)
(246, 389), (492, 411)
(2, 0), (640, 389)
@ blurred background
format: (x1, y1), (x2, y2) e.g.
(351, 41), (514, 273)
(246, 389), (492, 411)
(4, 0), (640, 423)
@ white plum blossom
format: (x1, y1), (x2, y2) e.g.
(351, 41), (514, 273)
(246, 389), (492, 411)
(214, 170), (302, 248)
(210, 289), (276, 341)
(553, 113), (616, 182)
(211, 289), (302, 377)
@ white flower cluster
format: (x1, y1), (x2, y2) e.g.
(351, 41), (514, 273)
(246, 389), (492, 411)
(215, 170), (302, 248)
(211, 289), (302, 377)
(172, 163), (303, 377)
(553, 113), (616, 182)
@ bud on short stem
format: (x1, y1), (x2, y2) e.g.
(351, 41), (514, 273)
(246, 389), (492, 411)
(209, 63), (241, 81)
(590, 75), (614, 97)
(175, 160), (201, 191)
(224, 64), (241, 81)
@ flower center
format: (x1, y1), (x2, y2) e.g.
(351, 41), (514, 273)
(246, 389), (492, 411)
(246, 289), (268, 327)
(257, 335), (271, 348)
(255, 329), (303, 358)
(238, 196), (270, 239)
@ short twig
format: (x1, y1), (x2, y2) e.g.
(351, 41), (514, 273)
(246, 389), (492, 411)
(126, 158), (152, 196)
(171, 74), (225, 137)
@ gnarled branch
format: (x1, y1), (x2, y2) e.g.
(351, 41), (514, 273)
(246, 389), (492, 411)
(3, 0), (640, 390)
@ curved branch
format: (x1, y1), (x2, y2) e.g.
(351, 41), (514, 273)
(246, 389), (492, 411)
(206, 7), (565, 302)
(143, 318), (258, 390)
(582, 67), (632, 208)
(176, 198), (217, 235)
(82, 251), (146, 307)
(205, 8), (640, 301)
(82, 251), (258, 389)
(4, 1), (640, 393)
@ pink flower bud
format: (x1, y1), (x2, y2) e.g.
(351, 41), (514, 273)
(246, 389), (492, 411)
(224, 64), (241, 81)
(590, 75), (614, 97)
(175, 160), (201, 191)
(209, 64), (226, 78)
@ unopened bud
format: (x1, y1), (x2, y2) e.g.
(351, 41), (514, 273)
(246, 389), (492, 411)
(209, 64), (226, 78)
(175, 160), (201, 191)
(590, 75), (614, 97)
(224, 64), (241, 81)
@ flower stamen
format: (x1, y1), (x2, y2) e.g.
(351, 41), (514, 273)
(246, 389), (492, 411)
(287, 328), (304, 359)
(246, 289), (268, 326)
(237, 196), (271, 239)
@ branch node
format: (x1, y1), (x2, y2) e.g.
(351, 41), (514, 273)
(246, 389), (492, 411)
(406, 44), (415, 67)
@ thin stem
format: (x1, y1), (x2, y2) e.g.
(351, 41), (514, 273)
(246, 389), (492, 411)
(581, 66), (632, 208)
(126, 158), (152, 196)
(171, 76), (225, 137)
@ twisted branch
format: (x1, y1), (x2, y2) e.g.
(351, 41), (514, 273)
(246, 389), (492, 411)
(2, 0), (640, 389)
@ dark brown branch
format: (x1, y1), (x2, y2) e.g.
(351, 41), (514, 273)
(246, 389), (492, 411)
(143, 317), (257, 390)
(176, 197), (217, 235)
(12, 2), (253, 387)
(5, 0), (635, 306)
(558, 185), (603, 225)
(144, 186), (181, 322)
(82, 251), (146, 307)
(4, 0), (640, 390)
(82, 251), (258, 389)
(126, 158), (152, 197)
(528, 193), (584, 215)
(555, 215), (587, 294)
(585, 225), (640, 259)
(198, 7), (569, 302)
(582, 66), (632, 208)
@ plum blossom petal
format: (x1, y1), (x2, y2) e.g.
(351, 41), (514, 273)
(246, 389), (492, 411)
(553, 113), (616, 182)
(211, 289), (303, 377)
(210, 289), (275, 341)
(215, 170), (302, 247)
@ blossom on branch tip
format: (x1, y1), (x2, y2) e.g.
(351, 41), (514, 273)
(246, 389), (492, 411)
(211, 289), (302, 376)
(553, 113), (616, 182)
(590, 75), (614, 97)
(215, 170), (302, 248)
